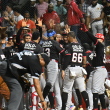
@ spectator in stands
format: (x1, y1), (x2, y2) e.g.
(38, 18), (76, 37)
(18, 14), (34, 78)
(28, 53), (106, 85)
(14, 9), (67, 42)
(6, 37), (14, 47)
(50, 0), (57, 5)
(54, 0), (67, 23)
(35, 0), (48, 19)
(79, 0), (89, 22)
(54, 23), (63, 34)
(20, 26), (32, 39)
(56, 34), (62, 42)
(3, 3), (15, 37)
(12, 7), (24, 35)
(45, 0), (50, 3)
(64, 24), (70, 34)
(86, 0), (104, 36)
(30, 0), (36, 19)
(103, 0), (110, 37)
(66, 0), (85, 43)
(12, 7), (24, 24)
(40, 24), (48, 45)
(16, 11), (36, 33)
(40, 3), (60, 29)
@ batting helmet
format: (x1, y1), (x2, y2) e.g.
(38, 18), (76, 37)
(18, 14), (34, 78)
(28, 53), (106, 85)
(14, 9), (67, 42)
(106, 0), (110, 3)
(95, 33), (104, 41)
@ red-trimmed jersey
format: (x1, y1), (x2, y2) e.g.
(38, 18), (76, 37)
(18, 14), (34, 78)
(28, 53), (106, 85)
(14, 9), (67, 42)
(65, 42), (86, 66)
(86, 50), (94, 79)
(92, 41), (106, 67)
(85, 31), (106, 67)
(42, 39), (65, 61)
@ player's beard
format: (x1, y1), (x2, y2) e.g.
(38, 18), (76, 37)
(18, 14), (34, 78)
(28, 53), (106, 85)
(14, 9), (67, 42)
(92, 2), (97, 7)
(48, 9), (53, 13)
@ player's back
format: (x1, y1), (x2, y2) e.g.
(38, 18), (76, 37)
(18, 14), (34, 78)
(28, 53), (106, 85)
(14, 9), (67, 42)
(2, 46), (18, 59)
(92, 41), (106, 67)
(8, 50), (42, 79)
(24, 41), (43, 54)
(66, 42), (85, 67)
(42, 39), (64, 61)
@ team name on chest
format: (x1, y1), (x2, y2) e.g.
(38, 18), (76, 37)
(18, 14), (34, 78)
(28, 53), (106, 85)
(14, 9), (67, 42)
(24, 43), (36, 50)
(72, 45), (83, 52)
(42, 41), (52, 47)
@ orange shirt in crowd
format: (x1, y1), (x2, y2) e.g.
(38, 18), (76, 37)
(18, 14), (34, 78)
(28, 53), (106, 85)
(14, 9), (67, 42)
(16, 19), (36, 33)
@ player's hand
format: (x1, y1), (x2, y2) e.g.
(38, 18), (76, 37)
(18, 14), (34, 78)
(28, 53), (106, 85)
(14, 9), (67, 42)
(22, 18), (28, 27)
(36, 18), (42, 27)
(81, 23), (88, 32)
(62, 70), (65, 80)
(41, 101), (47, 110)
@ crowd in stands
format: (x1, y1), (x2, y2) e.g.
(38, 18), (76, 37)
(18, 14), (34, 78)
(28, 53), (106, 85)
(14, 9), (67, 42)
(0, 0), (110, 48)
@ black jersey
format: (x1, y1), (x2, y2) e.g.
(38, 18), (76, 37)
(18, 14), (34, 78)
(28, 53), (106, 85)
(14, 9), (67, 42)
(86, 50), (93, 66)
(17, 41), (43, 54)
(16, 27), (43, 54)
(59, 40), (70, 65)
(2, 46), (18, 58)
(92, 44), (106, 67)
(63, 42), (86, 70)
(42, 39), (65, 61)
(86, 31), (106, 67)
(24, 41), (43, 54)
(86, 50), (94, 79)
(8, 50), (42, 80)
(0, 48), (5, 61)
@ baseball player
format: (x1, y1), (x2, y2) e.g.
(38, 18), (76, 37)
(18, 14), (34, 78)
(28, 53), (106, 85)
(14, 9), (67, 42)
(81, 23), (107, 110)
(16, 26), (44, 110)
(83, 43), (94, 110)
(21, 31), (43, 110)
(0, 50), (50, 110)
(62, 31), (90, 110)
(2, 35), (18, 58)
(42, 29), (65, 110)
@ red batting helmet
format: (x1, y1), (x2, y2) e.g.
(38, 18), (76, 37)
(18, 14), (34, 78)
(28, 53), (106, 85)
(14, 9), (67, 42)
(95, 33), (104, 41)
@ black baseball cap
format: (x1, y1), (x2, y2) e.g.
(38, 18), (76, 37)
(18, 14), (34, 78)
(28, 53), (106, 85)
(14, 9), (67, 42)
(40, 53), (50, 65)
(32, 31), (40, 40)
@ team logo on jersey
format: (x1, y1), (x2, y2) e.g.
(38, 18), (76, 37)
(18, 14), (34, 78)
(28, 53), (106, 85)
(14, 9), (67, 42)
(1, 55), (5, 59)
(72, 45), (83, 52)
(97, 7), (99, 10)
(24, 43), (36, 50)
(89, 53), (93, 60)
(42, 41), (52, 47)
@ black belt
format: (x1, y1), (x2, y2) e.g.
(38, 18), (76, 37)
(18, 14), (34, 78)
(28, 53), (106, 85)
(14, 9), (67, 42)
(70, 65), (81, 67)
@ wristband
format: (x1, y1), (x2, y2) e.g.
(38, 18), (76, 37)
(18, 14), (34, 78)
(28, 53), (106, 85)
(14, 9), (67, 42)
(40, 100), (44, 102)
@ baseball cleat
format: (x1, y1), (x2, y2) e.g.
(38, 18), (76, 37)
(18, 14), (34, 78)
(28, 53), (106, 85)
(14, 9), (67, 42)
(70, 105), (76, 110)
(78, 107), (84, 110)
